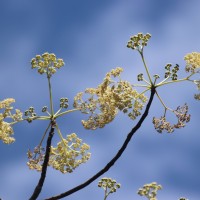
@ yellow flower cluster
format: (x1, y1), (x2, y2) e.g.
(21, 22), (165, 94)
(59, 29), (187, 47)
(127, 32), (151, 51)
(27, 146), (45, 171)
(137, 182), (162, 200)
(27, 133), (91, 174)
(0, 121), (14, 144)
(0, 98), (23, 144)
(49, 133), (91, 173)
(31, 52), (65, 77)
(184, 52), (200, 72)
(98, 177), (121, 197)
(74, 67), (147, 130)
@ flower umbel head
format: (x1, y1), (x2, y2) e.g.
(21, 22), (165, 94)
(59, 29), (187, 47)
(49, 133), (91, 173)
(74, 67), (147, 130)
(27, 146), (45, 171)
(98, 177), (121, 200)
(27, 133), (91, 173)
(127, 32), (151, 52)
(153, 104), (190, 133)
(31, 52), (65, 77)
(137, 182), (162, 200)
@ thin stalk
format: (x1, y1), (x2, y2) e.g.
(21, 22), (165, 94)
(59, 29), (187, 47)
(143, 78), (151, 85)
(138, 88), (150, 97)
(34, 116), (51, 120)
(55, 124), (67, 146)
(132, 84), (149, 88)
(9, 116), (50, 125)
(139, 52), (153, 85)
(156, 76), (171, 86)
(48, 77), (54, 116)
(38, 122), (52, 147)
(156, 73), (195, 88)
(104, 188), (108, 200)
(54, 108), (62, 117)
(54, 108), (80, 119)
(155, 90), (173, 112)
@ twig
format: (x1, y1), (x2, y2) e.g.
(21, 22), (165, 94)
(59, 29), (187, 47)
(29, 121), (55, 200)
(45, 87), (155, 200)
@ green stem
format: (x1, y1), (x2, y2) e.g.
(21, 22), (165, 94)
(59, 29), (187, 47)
(156, 73), (195, 88)
(155, 90), (173, 112)
(54, 108), (62, 117)
(139, 51), (153, 85)
(132, 84), (149, 87)
(48, 77), (54, 116)
(156, 76), (171, 86)
(55, 124), (67, 147)
(156, 77), (187, 87)
(104, 188), (108, 200)
(138, 88), (150, 97)
(54, 108), (80, 119)
(9, 115), (50, 125)
(143, 78), (151, 85)
(38, 122), (52, 147)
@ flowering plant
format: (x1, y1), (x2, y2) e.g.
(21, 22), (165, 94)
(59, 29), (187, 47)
(0, 33), (199, 200)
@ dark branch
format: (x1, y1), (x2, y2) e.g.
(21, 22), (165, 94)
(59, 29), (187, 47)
(29, 122), (55, 200)
(45, 88), (155, 200)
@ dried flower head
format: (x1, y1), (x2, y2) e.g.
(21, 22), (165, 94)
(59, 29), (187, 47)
(173, 104), (190, 128)
(31, 52), (65, 77)
(137, 182), (162, 200)
(192, 80), (200, 101)
(74, 67), (147, 130)
(153, 104), (190, 133)
(98, 177), (121, 199)
(194, 93), (200, 100)
(152, 116), (174, 133)
(184, 52), (200, 72)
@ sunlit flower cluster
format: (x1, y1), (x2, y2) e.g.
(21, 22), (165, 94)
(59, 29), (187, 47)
(49, 133), (91, 173)
(0, 98), (23, 144)
(98, 177), (121, 199)
(27, 133), (91, 173)
(127, 32), (151, 51)
(137, 182), (162, 200)
(74, 67), (147, 130)
(184, 52), (200, 72)
(153, 104), (190, 133)
(31, 52), (65, 77)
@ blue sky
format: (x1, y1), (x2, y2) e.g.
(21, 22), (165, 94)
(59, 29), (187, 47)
(0, 0), (200, 199)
